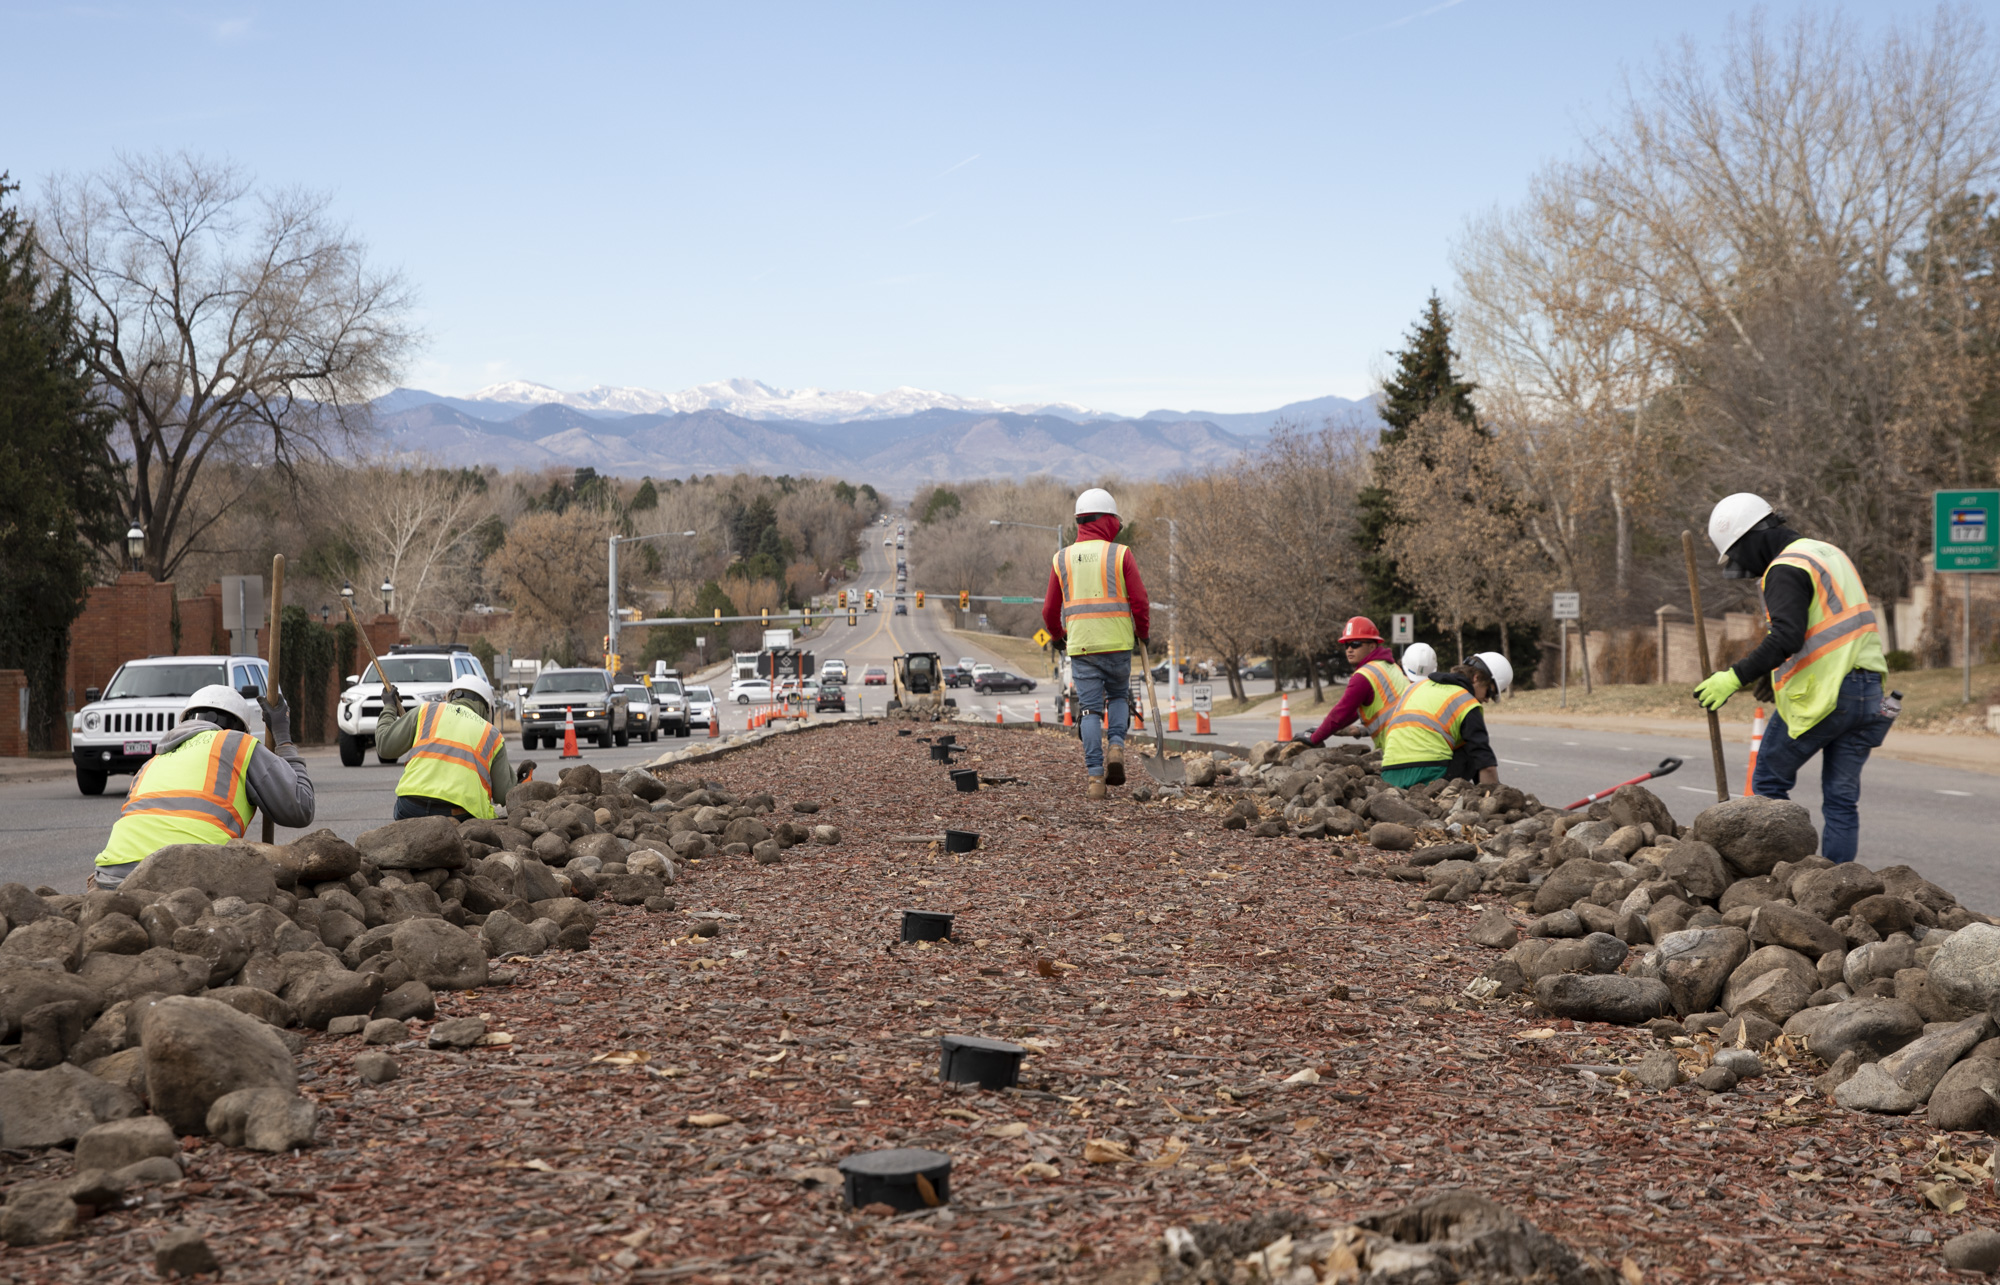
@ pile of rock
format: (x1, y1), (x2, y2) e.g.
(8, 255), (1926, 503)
(1178, 740), (1536, 845)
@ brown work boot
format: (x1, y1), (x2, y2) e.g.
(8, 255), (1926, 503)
(1104, 744), (1125, 786)
(1086, 776), (1108, 801)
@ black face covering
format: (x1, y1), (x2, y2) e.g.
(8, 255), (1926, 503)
(1723, 524), (1799, 580)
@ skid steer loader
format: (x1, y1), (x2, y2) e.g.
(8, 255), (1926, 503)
(886, 651), (958, 722)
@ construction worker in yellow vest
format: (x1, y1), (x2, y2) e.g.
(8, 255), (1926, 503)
(1041, 487), (1151, 800)
(1301, 616), (1411, 748)
(1379, 652), (1511, 789)
(93, 684), (315, 889)
(1696, 494), (1890, 864)
(376, 682), (512, 820)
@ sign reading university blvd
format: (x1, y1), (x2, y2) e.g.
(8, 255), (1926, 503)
(1936, 489), (2000, 573)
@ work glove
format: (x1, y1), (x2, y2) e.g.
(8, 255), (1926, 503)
(1694, 668), (1743, 712)
(380, 682), (403, 715)
(258, 692), (293, 747)
(515, 760), (537, 784)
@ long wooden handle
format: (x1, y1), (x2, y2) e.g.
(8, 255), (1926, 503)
(1137, 641), (1166, 754)
(262, 554), (286, 841)
(1682, 531), (1731, 802)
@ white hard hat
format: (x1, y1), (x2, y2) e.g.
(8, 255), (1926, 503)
(1401, 642), (1438, 679)
(1708, 492), (1774, 564)
(181, 684), (259, 733)
(448, 683), (494, 719)
(1074, 487), (1118, 518)
(1471, 651), (1514, 695)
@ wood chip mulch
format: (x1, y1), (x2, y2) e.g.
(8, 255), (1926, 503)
(2, 721), (1983, 1283)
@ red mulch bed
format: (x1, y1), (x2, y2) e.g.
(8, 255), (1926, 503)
(2, 721), (1975, 1282)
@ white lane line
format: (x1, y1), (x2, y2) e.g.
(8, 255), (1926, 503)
(1562, 741), (1580, 746)
(1937, 789), (1973, 797)
(1499, 758), (1540, 768)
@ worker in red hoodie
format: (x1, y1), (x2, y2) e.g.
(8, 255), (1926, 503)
(1299, 617), (1412, 749)
(1042, 488), (1151, 800)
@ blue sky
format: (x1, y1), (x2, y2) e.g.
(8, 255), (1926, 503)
(6, 1), (1955, 415)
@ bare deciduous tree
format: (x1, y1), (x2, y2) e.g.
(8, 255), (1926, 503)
(39, 152), (417, 579)
(488, 507), (616, 666)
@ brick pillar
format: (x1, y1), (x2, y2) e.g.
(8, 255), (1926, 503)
(0, 670), (26, 757)
(365, 615), (402, 663)
(64, 575), (180, 743)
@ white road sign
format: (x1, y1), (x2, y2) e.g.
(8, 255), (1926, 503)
(1552, 592), (1580, 620)
(1390, 613), (1413, 644)
(1191, 684), (1213, 713)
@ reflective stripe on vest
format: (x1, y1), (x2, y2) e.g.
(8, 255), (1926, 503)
(1053, 540), (1135, 655)
(1760, 538), (1886, 736)
(97, 729), (256, 867)
(1355, 659), (1412, 739)
(1380, 681), (1478, 768)
(396, 701), (503, 819)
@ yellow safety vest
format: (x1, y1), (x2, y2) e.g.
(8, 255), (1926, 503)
(1355, 659), (1412, 744)
(1761, 538), (1887, 735)
(97, 729), (256, 868)
(1053, 540), (1135, 656)
(1381, 680), (1480, 768)
(396, 701), (503, 819)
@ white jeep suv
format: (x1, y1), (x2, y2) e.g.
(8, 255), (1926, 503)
(70, 654), (269, 796)
(337, 644), (496, 767)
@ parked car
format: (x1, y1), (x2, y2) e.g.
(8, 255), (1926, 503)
(943, 666), (973, 688)
(69, 653), (270, 795)
(816, 683), (847, 712)
(338, 644), (497, 767)
(519, 668), (627, 750)
(974, 671), (1037, 694)
(729, 678), (773, 704)
(686, 686), (718, 729)
(862, 667), (889, 686)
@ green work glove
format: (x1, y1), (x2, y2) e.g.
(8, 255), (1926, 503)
(1694, 668), (1742, 712)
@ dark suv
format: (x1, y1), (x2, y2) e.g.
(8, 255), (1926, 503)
(973, 671), (1037, 694)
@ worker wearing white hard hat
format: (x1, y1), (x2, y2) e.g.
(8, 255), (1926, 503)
(1401, 642), (1439, 680)
(91, 682), (315, 890)
(1377, 651), (1509, 789)
(1041, 487), (1152, 800)
(1697, 492), (1890, 863)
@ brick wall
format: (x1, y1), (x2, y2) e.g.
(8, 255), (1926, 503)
(0, 670), (26, 758)
(64, 574), (179, 719)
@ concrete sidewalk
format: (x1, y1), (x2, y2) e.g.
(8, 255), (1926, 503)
(1485, 709), (2000, 778)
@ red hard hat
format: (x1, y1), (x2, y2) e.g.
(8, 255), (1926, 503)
(1338, 616), (1384, 645)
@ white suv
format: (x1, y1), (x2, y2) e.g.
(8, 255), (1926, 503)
(337, 644), (496, 767)
(71, 655), (269, 796)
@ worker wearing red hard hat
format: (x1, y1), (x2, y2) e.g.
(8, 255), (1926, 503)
(1299, 616), (1412, 749)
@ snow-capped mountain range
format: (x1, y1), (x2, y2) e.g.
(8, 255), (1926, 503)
(461, 378), (1102, 424)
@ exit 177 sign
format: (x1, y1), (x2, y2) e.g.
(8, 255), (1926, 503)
(1936, 489), (2000, 573)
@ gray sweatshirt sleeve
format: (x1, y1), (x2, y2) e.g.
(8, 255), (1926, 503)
(245, 742), (316, 830)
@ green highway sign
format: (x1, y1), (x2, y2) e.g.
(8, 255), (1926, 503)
(1936, 489), (2000, 573)
(998, 595), (1039, 604)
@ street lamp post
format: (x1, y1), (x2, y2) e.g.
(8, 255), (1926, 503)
(609, 530), (699, 671)
(125, 524), (146, 575)
(380, 579), (394, 616)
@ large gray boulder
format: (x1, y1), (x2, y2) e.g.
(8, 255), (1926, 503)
(1653, 842), (1731, 903)
(122, 841), (278, 903)
(284, 970), (383, 1030)
(389, 918), (487, 991)
(1927, 923), (2000, 1014)
(75, 1115), (179, 1170)
(0, 917), (82, 969)
(78, 947), (210, 1004)
(206, 1087), (318, 1151)
(1807, 996), (1925, 1065)
(355, 816), (467, 871)
(1834, 1016), (1992, 1114)
(1843, 937), (1916, 989)
(1533, 859), (1615, 916)
(140, 995), (297, 1135)
(1644, 927), (1751, 1017)
(1690, 796), (1817, 876)
(0, 968), (101, 1041)
(1791, 865), (1885, 922)
(0, 1063), (140, 1147)
(286, 829), (363, 882)
(1533, 974), (1674, 1025)
(1747, 903), (1845, 957)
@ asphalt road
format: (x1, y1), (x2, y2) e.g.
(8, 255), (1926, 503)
(1207, 707), (2000, 910)
(0, 515), (1054, 893)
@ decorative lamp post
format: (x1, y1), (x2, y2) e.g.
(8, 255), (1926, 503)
(380, 579), (394, 615)
(125, 524), (146, 574)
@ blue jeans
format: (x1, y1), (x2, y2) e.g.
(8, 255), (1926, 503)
(1752, 668), (1891, 864)
(394, 794), (469, 822)
(1071, 651), (1131, 777)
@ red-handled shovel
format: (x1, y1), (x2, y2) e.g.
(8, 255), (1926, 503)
(1562, 757), (1683, 812)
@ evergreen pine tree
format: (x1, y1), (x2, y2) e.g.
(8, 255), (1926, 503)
(0, 175), (121, 749)
(1354, 293), (1479, 638)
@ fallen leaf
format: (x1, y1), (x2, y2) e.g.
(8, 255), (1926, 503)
(1084, 1138), (1132, 1163)
(521, 1159), (557, 1172)
(1017, 1161), (1060, 1179)
(1923, 1180), (1967, 1214)
(1142, 1138), (1189, 1169)
(757, 1050), (788, 1063)
(686, 1113), (735, 1128)
(1035, 958), (1058, 977)
(1282, 1067), (1321, 1085)
(591, 1050), (651, 1066)
(475, 1032), (513, 1046)
(618, 1228), (652, 1249)
(913, 1172), (942, 1207)
(985, 1122), (1030, 1139)
(1517, 1028), (1558, 1040)
(1620, 1256), (1644, 1285)
(938, 1107), (981, 1122)
(1291, 1116), (1321, 1132)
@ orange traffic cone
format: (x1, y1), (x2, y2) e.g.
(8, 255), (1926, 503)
(1276, 693), (1292, 741)
(1195, 711), (1212, 735)
(708, 709), (719, 738)
(1743, 706), (1766, 796)
(1062, 696), (1073, 727)
(1168, 703), (1181, 732)
(1133, 702), (1143, 731)
(996, 703), (1005, 724)
(560, 706), (581, 758)
(1034, 699), (1042, 724)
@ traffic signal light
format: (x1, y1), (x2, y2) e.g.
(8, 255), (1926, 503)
(848, 610), (858, 626)
(602, 634), (611, 654)
(915, 590), (925, 608)
(865, 591), (874, 610)
(761, 607), (769, 626)
(959, 590), (970, 610)
(713, 608), (722, 623)
(838, 590), (847, 608)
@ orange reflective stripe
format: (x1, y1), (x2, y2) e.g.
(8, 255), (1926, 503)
(120, 729), (254, 837)
(1774, 604), (1880, 690)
